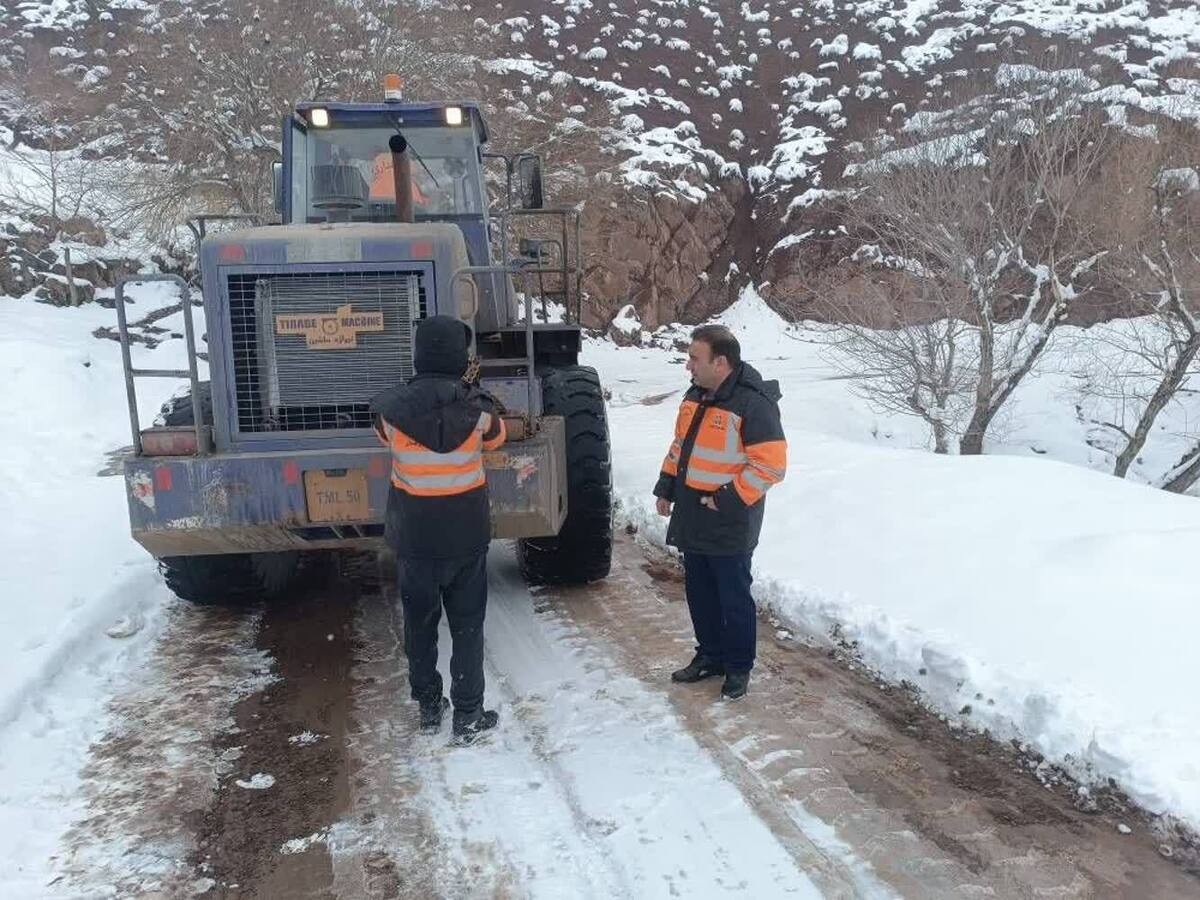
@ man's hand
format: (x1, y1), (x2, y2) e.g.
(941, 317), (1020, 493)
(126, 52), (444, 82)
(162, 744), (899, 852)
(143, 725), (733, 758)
(656, 497), (672, 517)
(700, 495), (718, 511)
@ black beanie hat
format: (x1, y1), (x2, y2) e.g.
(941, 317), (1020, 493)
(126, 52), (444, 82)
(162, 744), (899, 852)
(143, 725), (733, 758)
(414, 315), (471, 376)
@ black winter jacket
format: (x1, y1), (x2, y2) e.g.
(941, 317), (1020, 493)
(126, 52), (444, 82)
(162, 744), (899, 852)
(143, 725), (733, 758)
(371, 374), (502, 559)
(653, 363), (786, 556)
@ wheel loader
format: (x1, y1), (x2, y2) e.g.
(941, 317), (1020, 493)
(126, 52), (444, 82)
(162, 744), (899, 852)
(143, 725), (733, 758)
(116, 80), (613, 602)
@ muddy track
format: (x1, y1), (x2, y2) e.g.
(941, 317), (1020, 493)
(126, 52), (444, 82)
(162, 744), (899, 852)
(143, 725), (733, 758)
(551, 536), (1200, 898)
(191, 557), (359, 898)
(56, 540), (1200, 898)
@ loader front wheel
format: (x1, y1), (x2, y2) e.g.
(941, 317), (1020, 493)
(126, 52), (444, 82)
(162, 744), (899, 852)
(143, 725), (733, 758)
(518, 365), (613, 585)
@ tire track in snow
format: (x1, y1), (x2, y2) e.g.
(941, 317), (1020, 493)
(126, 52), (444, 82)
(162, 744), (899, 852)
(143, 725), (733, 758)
(458, 546), (820, 896)
(338, 545), (824, 897)
(54, 603), (271, 897)
(533, 551), (890, 899)
(332, 558), (515, 898)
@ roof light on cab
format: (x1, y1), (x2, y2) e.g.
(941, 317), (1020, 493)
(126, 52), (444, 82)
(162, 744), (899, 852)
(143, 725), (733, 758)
(384, 73), (404, 102)
(309, 107), (330, 128)
(444, 106), (464, 126)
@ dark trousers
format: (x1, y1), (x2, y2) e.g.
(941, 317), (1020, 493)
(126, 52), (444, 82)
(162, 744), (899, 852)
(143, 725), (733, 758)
(683, 553), (756, 673)
(397, 552), (488, 715)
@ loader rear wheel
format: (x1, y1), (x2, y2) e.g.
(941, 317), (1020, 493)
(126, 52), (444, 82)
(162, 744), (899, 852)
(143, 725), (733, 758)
(159, 551), (301, 606)
(518, 365), (613, 584)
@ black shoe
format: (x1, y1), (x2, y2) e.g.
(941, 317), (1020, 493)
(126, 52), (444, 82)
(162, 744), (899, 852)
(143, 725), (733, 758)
(671, 653), (725, 683)
(452, 708), (499, 746)
(721, 671), (750, 700)
(419, 697), (449, 733)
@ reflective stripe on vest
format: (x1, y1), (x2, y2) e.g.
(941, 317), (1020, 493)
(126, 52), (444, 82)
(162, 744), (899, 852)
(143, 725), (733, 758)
(684, 409), (746, 491)
(385, 412), (489, 497)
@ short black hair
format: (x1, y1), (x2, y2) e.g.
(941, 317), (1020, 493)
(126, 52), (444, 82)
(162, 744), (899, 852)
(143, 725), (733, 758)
(691, 324), (741, 368)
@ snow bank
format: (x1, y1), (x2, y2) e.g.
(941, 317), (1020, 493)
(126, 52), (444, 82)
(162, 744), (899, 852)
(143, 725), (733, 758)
(0, 287), (202, 890)
(587, 286), (1200, 829)
(0, 286), (199, 721)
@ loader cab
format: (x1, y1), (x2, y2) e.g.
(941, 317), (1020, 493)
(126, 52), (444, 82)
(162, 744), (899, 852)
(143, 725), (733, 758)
(280, 101), (493, 263)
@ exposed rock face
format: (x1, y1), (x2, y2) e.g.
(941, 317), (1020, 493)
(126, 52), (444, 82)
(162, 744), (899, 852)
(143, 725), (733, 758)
(2, 225), (155, 306)
(581, 179), (749, 329)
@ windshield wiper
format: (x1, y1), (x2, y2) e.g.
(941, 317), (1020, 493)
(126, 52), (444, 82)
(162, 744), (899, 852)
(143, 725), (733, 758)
(391, 119), (440, 187)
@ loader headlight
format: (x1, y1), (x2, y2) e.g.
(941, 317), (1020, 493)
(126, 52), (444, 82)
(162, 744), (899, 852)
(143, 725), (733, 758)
(310, 108), (330, 128)
(444, 106), (464, 126)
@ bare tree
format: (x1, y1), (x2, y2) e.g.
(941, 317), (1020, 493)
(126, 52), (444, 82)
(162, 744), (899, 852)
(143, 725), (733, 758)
(839, 74), (1111, 454)
(2, 139), (88, 224)
(67, 0), (484, 235)
(1075, 126), (1200, 490)
(0, 122), (104, 236)
(1129, 174), (1200, 493)
(790, 202), (979, 452)
(824, 281), (977, 453)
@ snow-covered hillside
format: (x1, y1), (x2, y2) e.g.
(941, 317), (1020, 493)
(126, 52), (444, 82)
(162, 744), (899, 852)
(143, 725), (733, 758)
(477, 1), (1200, 219)
(4, 0), (1198, 319)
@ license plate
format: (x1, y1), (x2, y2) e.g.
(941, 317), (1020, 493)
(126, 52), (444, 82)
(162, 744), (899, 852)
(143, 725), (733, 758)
(303, 468), (370, 522)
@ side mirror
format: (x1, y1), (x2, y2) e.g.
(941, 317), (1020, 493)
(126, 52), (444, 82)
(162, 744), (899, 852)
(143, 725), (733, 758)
(272, 161), (284, 216)
(516, 155), (545, 209)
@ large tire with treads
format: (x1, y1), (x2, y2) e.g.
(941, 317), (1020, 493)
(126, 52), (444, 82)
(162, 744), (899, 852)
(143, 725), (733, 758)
(155, 382), (301, 604)
(158, 381), (212, 427)
(518, 365), (613, 584)
(159, 551), (301, 606)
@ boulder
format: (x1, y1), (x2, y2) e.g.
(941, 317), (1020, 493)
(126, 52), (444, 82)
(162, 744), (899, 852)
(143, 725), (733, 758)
(607, 304), (643, 346)
(60, 216), (108, 247)
(34, 272), (96, 306)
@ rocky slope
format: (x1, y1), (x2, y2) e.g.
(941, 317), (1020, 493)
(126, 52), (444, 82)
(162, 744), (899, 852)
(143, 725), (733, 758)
(2, 0), (1198, 324)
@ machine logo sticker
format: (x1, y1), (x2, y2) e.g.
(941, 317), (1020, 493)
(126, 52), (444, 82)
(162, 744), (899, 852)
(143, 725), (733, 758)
(275, 304), (385, 349)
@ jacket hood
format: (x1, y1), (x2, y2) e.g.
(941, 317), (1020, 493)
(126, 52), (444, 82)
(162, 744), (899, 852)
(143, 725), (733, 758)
(734, 362), (782, 403)
(371, 374), (484, 452)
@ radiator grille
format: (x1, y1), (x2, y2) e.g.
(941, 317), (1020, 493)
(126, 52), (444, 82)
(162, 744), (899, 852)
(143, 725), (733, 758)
(228, 271), (425, 433)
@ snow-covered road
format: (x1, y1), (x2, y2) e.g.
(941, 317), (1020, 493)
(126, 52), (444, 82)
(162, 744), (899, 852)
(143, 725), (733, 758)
(336, 547), (834, 899)
(19, 540), (1193, 899)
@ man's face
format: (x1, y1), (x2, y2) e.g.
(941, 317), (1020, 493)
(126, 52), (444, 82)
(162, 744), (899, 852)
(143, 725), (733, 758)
(687, 340), (728, 391)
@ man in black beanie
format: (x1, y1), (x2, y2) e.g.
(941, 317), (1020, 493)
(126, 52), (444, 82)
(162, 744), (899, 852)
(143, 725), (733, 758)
(372, 315), (506, 744)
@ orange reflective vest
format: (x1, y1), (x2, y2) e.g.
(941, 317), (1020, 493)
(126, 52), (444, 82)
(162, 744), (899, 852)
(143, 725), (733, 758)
(654, 364), (787, 554)
(662, 401), (786, 506)
(377, 412), (506, 497)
